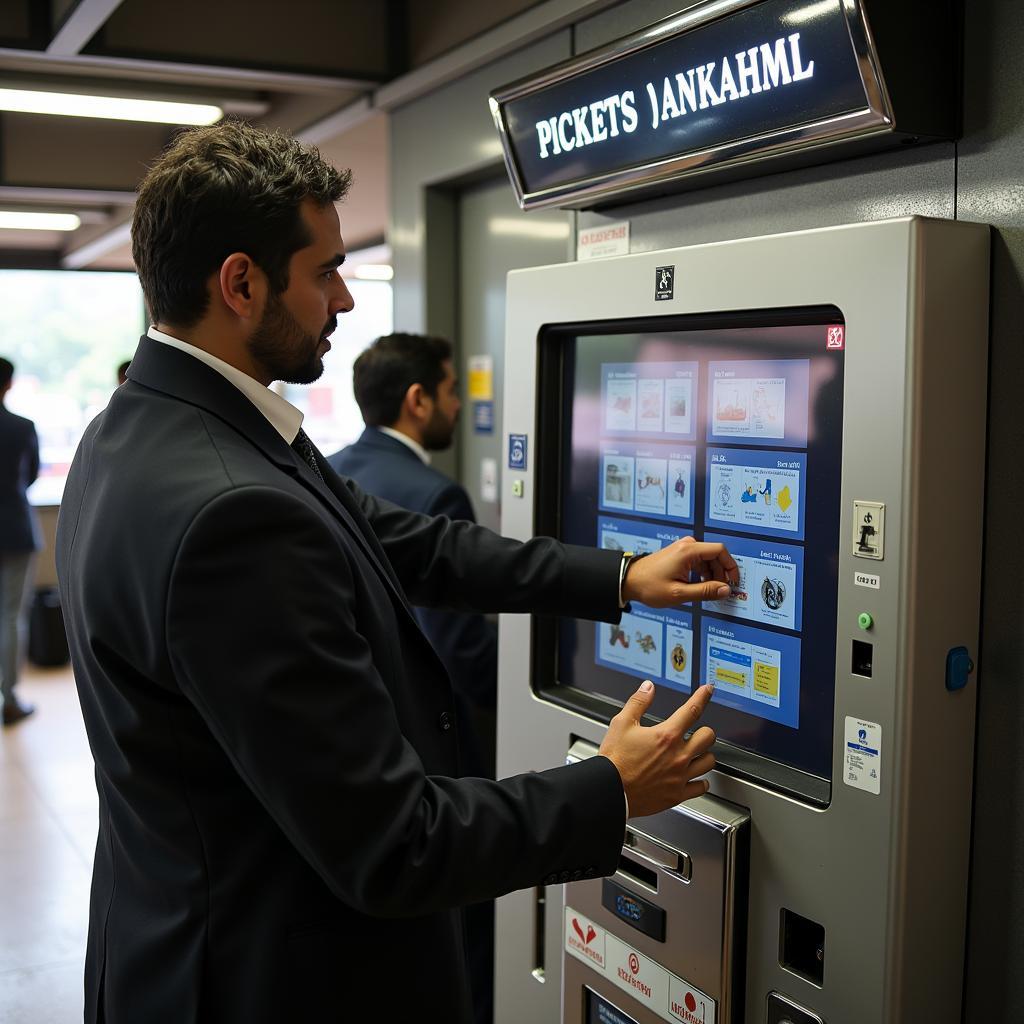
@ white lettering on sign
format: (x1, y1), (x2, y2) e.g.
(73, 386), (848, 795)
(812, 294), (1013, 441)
(536, 33), (814, 157)
(536, 91), (638, 158)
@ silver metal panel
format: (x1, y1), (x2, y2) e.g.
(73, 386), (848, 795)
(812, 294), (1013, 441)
(956, 2), (1024, 1017)
(495, 218), (989, 1024)
(562, 783), (749, 1023)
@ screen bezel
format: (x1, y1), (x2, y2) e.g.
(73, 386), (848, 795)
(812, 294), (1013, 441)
(531, 306), (844, 808)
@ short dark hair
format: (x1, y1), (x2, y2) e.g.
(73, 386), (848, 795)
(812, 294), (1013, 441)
(117, 360), (131, 380)
(0, 357), (13, 389)
(132, 120), (352, 328)
(353, 333), (453, 427)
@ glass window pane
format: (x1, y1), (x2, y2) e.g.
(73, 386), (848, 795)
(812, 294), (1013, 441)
(0, 270), (145, 505)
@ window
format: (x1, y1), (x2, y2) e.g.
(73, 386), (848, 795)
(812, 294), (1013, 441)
(0, 269), (145, 505)
(1, 271), (392, 503)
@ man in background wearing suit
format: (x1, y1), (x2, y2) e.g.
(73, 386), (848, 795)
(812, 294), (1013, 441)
(56, 121), (737, 1023)
(0, 357), (41, 726)
(329, 333), (499, 1023)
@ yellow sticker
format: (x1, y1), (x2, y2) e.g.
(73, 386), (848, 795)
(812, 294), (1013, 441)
(468, 355), (493, 401)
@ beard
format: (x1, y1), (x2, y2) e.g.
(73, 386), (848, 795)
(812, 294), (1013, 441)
(422, 405), (457, 451)
(248, 292), (335, 385)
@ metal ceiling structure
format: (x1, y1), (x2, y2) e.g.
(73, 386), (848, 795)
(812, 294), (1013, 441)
(0, 0), (617, 271)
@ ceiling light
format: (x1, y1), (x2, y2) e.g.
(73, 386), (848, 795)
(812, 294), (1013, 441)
(0, 211), (81, 231)
(0, 87), (222, 125)
(354, 264), (394, 281)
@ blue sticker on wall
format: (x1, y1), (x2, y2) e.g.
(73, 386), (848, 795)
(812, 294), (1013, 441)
(473, 401), (494, 435)
(508, 433), (528, 470)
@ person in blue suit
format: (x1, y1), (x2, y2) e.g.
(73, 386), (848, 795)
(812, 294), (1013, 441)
(0, 357), (41, 726)
(328, 333), (498, 1023)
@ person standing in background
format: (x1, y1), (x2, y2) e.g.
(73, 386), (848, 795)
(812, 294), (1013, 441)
(328, 333), (498, 1024)
(0, 357), (41, 726)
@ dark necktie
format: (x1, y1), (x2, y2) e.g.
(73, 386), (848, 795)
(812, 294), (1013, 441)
(291, 428), (324, 482)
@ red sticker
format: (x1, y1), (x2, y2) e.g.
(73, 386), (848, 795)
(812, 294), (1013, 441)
(827, 325), (845, 350)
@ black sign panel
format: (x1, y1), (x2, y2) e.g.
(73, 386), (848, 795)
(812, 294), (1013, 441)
(491, 0), (892, 209)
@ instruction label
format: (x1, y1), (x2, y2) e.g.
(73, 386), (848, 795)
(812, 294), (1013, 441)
(844, 717), (881, 794)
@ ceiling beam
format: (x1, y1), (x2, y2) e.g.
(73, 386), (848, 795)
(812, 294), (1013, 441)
(61, 217), (132, 269)
(48, 0), (127, 56)
(296, 96), (376, 146)
(297, 0), (621, 147)
(0, 185), (136, 207)
(0, 48), (378, 96)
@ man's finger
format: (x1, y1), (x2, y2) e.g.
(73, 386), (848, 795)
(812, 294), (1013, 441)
(662, 683), (714, 739)
(618, 678), (656, 724)
(676, 580), (732, 603)
(684, 750), (716, 780)
(683, 725), (717, 756)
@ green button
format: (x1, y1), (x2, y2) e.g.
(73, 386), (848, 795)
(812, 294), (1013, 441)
(858, 612), (874, 631)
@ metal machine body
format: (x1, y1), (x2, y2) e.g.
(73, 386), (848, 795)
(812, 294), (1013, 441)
(494, 218), (990, 1024)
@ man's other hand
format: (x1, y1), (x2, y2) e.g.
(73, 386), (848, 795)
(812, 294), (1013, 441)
(599, 680), (716, 819)
(622, 536), (739, 608)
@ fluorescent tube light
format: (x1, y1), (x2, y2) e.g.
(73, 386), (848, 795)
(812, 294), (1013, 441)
(0, 211), (81, 231)
(0, 88), (222, 125)
(354, 264), (394, 281)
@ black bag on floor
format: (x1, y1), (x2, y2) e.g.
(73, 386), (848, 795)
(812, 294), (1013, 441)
(28, 587), (70, 668)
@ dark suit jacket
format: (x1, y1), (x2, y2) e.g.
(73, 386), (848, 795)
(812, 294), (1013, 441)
(328, 429), (497, 776)
(56, 335), (626, 1024)
(0, 405), (41, 553)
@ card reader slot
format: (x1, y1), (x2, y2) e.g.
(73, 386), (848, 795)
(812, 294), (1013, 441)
(617, 853), (659, 892)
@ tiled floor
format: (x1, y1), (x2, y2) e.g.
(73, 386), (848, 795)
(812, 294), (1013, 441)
(1, 664), (95, 1023)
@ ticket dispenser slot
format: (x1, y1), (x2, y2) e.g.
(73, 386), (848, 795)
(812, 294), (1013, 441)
(564, 740), (750, 1024)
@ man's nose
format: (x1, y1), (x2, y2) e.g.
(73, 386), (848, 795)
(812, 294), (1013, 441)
(333, 278), (355, 314)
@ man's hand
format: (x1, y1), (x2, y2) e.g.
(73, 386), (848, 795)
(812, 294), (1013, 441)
(622, 536), (739, 608)
(599, 680), (716, 819)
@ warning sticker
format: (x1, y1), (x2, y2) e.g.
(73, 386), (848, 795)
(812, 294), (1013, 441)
(844, 717), (881, 795)
(565, 907), (606, 971)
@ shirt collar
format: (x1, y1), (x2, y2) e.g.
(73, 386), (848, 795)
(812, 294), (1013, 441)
(146, 326), (304, 444)
(377, 426), (431, 465)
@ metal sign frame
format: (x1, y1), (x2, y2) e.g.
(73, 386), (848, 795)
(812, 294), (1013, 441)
(489, 0), (894, 210)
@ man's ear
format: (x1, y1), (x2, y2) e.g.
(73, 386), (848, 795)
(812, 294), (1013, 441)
(403, 382), (428, 422)
(218, 252), (263, 320)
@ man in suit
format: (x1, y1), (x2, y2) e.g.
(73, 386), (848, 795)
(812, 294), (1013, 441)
(56, 121), (737, 1023)
(329, 333), (499, 1024)
(0, 357), (41, 726)
(329, 334), (496, 775)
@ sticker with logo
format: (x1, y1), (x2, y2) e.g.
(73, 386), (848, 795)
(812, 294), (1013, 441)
(655, 265), (675, 301)
(605, 933), (670, 1014)
(668, 975), (717, 1024)
(508, 433), (528, 471)
(564, 906), (606, 970)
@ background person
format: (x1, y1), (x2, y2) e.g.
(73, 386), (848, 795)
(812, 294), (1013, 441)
(329, 332), (498, 1023)
(0, 356), (41, 726)
(56, 121), (737, 1023)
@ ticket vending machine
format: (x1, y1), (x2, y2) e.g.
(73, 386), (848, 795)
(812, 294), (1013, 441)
(494, 218), (989, 1024)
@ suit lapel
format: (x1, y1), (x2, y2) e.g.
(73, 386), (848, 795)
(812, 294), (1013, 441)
(126, 335), (414, 616)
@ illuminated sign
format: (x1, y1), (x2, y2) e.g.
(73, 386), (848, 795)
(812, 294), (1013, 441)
(490, 0), (957, 210)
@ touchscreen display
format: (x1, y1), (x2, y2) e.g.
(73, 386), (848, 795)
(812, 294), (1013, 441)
(552, 312), (844, 782)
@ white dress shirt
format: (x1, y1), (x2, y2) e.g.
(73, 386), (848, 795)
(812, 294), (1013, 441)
(146, 326), (304, 444)
(377, 425), (431, 465)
